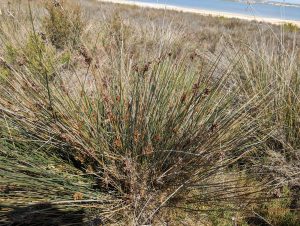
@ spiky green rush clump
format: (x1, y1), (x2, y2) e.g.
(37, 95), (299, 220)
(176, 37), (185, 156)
(0, 45), (266, 223)
(0, 0), (275, 224)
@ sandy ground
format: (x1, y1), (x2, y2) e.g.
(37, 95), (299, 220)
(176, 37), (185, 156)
(98, 0), (300, 26)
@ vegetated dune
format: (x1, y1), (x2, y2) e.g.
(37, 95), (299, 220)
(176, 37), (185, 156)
(98, 0), (300, 26)
(0, 0), (299, 225)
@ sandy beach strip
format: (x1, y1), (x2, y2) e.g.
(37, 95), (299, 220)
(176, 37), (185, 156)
(98, 0), (300, 26)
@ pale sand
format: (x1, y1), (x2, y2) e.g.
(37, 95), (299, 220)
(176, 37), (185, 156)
(98, 0), (300, 27)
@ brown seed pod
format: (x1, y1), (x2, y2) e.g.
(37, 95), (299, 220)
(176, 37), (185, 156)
(192, 83), (200, 91)
(210, 123), (219, 133)
(204, 88), (210, 96)
(114, 137), (122, 149)
(134, 130), (140, 143)
(143, 143), (154, 156)
(73, 192), (83, 200)
(153, 134), (161, 142)
(180, 93), (187, 103)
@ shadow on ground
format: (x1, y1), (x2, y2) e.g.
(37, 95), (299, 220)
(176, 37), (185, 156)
(1, 203), (87, 226)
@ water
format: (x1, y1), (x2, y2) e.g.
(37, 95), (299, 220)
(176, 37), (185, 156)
(127, 0), (300, 21)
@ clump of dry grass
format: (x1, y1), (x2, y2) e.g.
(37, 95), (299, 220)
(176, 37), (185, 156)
(230, 36), (300, 178)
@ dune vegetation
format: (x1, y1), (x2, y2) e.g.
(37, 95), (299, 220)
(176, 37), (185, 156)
(0, 0), (299, 225)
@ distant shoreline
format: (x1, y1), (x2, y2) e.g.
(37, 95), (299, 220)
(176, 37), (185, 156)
(98, 0), (300, 26)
